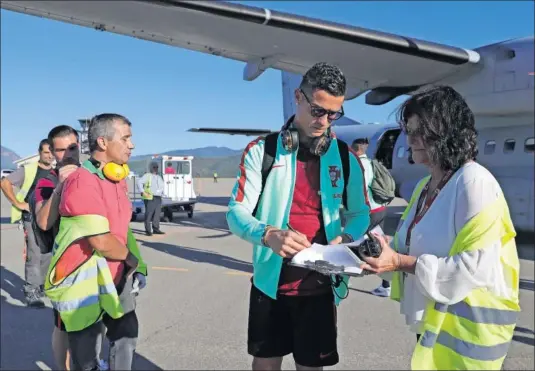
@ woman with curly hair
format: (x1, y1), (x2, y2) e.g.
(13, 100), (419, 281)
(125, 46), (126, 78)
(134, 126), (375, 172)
(361, 86), (520, 370)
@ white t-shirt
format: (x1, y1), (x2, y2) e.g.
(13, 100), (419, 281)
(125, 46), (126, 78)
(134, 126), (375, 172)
(384, 162), (514, 333)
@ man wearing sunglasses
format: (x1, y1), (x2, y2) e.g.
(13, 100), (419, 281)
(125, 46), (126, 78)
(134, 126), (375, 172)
(228, 62), (370, 370)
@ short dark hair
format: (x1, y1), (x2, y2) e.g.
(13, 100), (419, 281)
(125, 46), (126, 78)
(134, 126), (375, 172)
(396, 85), (478, 171)
(352, 137), (369, 145)
(299, 62), (346, 97)
(47, 125), (79, 150)
(38, 139), (50, 152)
(88, 113), (132, 153)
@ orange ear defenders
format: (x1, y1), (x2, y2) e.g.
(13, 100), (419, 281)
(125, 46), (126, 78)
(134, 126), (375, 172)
(88, 158), (129, 182)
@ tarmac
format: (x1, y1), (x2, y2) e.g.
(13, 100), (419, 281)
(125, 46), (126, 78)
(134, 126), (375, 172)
(1, 178), (533, 370)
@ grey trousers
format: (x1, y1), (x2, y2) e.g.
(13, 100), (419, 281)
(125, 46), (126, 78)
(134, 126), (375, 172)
(144, 196), (162, 232)
(68, 274), (139, 371)
(23, 220), (51, 294)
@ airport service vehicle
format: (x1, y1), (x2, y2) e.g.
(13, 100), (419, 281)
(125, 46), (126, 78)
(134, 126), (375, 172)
(131, 155), (197, 222)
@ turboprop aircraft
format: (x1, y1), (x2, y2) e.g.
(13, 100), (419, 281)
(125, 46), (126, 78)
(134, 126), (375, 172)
(1, 1), (533, 232)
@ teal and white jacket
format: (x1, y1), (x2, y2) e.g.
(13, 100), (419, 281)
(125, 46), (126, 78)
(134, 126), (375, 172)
(227, 132), (371, 305)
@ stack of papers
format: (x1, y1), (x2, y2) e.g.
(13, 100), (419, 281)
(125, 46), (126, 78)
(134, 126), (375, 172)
(289, 225), (386, 277)
(290, 243), (365, 276)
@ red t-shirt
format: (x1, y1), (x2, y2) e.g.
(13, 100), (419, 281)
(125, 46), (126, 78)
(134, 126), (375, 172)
(35, 170), (57, 203)
(278, 149), (331, 296)
(54, 165), (132, 285)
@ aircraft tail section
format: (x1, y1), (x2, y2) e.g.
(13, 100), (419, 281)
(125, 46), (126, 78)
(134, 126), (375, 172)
(281, 71), (302, 123)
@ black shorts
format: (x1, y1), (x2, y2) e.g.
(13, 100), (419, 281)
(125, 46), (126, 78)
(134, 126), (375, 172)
(247, 283), (339, 367)
(53, 308), (66, 331)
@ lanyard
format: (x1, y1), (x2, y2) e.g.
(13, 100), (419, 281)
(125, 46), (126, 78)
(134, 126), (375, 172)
(405, 170), (453, 250)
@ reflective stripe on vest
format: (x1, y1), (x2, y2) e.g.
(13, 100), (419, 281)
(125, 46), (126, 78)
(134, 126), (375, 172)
(10, 162), (39, 223)
(390, 176), (430, 302)
(45, 214), (125, 332)
(410, 194), (520, 370)
(141, 175), (153, 200)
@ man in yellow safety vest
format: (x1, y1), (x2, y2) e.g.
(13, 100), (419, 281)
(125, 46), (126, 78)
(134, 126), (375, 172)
(137, 162), (165, 236)
(0, 139), (54, 307)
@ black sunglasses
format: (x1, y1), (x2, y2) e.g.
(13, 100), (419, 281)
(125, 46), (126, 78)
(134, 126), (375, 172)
(300, 89), (344, 121)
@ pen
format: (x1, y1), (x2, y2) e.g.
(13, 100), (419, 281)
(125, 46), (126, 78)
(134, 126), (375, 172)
(287, 223), (301, 235)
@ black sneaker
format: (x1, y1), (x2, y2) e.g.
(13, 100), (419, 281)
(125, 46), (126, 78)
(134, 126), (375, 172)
(25, 291), (45, 308)
(153, 230), (165, 235)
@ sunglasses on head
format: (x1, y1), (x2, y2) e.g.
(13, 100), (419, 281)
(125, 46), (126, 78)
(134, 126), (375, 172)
(300, 89), (344, 121)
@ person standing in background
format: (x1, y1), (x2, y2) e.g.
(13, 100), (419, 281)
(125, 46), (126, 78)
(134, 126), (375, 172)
(0, 139), (54, 307)
(137, 162), (165, 236)
(351, 137), (391, 297)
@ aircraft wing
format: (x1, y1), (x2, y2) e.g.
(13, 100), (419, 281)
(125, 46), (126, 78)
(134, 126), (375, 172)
(2, 0), (482, 105)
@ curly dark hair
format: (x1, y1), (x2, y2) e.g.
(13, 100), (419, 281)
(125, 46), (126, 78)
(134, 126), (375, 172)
(396, 85), (478, 171)
(300, 62), (346, 97)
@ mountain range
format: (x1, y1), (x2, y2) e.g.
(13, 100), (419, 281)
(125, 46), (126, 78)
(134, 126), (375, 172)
(1, 145), (21, 169)
(129, 146), (243, 178)
(0, 144), (244, 177)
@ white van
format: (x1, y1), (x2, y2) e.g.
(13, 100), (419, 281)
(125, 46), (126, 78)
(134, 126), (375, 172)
(131, 155), (197, 222)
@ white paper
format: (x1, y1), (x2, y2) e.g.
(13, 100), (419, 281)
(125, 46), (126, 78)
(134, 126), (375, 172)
(289, 225), (386, 276)
(290, 243), (364, 275)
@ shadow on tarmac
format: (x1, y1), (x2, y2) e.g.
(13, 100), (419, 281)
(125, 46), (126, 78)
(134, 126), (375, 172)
(141, 241), (253, 274)
(0, 265), (163, 370)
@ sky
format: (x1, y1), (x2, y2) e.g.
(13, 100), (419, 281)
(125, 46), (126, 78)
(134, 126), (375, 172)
(1, 1), (533, 158)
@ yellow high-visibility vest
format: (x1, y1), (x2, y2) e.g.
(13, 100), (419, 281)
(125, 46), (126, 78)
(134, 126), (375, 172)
(45, 214), (125, 332)
(10, 162), (38, 223)
(141, 174), (153, 200)
(391, 176), (520, 370)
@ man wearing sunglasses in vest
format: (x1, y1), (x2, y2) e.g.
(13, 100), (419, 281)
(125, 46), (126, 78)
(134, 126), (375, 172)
(227, 62), (370, 370)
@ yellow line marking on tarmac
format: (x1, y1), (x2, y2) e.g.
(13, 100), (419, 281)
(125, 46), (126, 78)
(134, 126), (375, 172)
(1, 225), (19, 230)
(151, 266), (189, 272)
(225, 271), (252, 276)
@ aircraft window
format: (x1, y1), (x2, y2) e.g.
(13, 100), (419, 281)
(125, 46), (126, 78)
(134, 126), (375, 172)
(397, 146), (405, 158)
(484, 140), (496, 155)
(525, 137), (534, 153)
(503, 139), (516, 154)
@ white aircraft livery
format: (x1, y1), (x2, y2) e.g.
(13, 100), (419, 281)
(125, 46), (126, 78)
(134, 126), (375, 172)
(2, 1), (533, 232)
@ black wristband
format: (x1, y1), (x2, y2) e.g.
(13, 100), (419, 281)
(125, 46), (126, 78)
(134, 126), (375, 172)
(125, 251), (139, 269)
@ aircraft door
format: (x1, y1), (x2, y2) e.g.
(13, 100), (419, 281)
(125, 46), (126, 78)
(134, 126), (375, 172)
(178, 160), (192, 199)
(163, 160), (184, 201)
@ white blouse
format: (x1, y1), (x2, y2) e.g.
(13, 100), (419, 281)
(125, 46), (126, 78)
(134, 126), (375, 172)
(384, 162), (513, 334)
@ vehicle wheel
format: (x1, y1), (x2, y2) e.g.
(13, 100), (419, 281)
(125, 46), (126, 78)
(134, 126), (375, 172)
(164, 208), (173, 223)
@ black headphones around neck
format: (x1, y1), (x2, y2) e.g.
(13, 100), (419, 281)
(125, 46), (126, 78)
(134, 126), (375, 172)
(280, 116), (333, 156)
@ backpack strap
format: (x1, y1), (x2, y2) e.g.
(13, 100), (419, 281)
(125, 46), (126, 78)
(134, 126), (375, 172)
(252, 132), (278, 217)
(336, 139), (350, 210)
(252, 135), (350, 215)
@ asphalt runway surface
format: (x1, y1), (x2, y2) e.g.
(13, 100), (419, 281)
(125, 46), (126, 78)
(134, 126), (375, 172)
(1, 178), (534, 370)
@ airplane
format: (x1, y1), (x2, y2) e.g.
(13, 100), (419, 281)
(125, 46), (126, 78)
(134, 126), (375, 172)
(1, 1), (533, 232)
